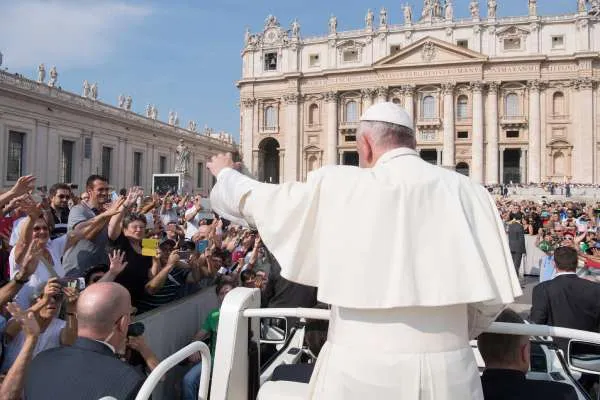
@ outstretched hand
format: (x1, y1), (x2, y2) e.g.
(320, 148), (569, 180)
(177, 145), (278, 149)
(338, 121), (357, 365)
(207, 153), (242, 178)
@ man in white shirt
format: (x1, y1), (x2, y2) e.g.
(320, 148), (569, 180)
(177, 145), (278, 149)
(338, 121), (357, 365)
(208, 102), (521, 399)
(184, 195), (212, 240)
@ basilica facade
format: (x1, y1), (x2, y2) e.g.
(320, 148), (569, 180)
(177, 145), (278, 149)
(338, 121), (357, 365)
(238, 1), (600, 184)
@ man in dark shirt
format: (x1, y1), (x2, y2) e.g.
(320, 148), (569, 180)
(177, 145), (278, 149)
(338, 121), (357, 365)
(48, 183), (71, 239)
(478, 308), (577, 400)
(25, 282), (144, 400)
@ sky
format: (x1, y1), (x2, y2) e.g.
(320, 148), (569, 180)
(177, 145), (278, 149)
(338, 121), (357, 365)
(0, 0), (579, 142)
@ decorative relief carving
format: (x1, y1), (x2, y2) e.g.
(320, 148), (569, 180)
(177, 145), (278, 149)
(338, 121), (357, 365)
(487, 81), (501, 93)
(470, 81), (484, 92)
(401, 84), (416, 96)
(361, 88), (376, 98)
(445, 27), (453, 37)
(376, 86), (389, 97)
(441, 82), (455, 95)
(324, 91), (338, 102)
(283, 93), (301, 104)
(574, 77), (595, 90)
(241, 98), (256, 108)
(421, 41), (437, 62)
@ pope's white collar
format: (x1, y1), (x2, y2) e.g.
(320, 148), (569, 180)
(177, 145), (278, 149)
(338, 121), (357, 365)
(374, 147), (419, 167)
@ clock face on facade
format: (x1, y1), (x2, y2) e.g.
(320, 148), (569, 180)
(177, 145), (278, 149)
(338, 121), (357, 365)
(265, 29), (278, 43)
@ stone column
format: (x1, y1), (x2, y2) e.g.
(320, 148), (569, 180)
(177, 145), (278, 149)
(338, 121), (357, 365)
(471, 82), (484, 183)
(402, 85), (415, 125)
(283, 93), (300, 182)
(375, 87), (388, 103)
(519, 148), (526, 184)
(436, 148), (442, 165)
(575, 78), (594, 182)
(442, 83), (455, 168)
(522, 148), (528, 183)
(485, 82), (500, 184)
(241, 98), (256, 174)
(325, 91), (339, 165)
(499, 148), (505, 183)
(527, 80), (542, 184)
(278, 150), (285, 184)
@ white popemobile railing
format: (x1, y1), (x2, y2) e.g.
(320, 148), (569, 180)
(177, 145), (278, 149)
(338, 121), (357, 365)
(135, 341), (212, 400)
(135, 291), (600, 400)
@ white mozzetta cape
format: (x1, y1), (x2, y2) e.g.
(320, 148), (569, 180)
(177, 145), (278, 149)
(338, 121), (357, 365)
(211, 148), (522, 309)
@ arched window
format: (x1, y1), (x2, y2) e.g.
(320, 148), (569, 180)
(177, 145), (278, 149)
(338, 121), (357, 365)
(392, 98), (401, 105)
(505, 93), (519, 117)
(345, 100), (358, 123)
(553, 92), (565, 116)
(456, 162), (470, 176)
(264, 106), (277, 129)
(456, 95), (468, 120)
(308, 104), (319, 125)
(422, 96), (435, 119)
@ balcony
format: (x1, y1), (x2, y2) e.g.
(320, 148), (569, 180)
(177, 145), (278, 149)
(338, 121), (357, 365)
(416, 117), (441, 128)
(500, 115), (528, 128)
(259, 126), (279, 135)
(339, 121), (359, 130)
(548, 113), (569, 123)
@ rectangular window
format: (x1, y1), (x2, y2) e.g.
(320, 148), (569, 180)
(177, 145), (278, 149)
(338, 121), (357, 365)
(60, 140), (75, 183)
(101, 146), (112, 183)
(133, 152), (143, 186)
(551, 35), (564, 49)
(457, 131), (469, 139)
(343, 50), (359, 62)
(456, 40), (468, 48)
(6, 131), (25, 181)
(390, 45), (402, 55)
(197, 162), (204, 188)
(503, 38), (521, 51)
(264, 52), (277, 71)
(309, 54), (320, 66)
(159, 156), (167, 174)
(506, 130), (520, 138)
(84, 138), (92, 159)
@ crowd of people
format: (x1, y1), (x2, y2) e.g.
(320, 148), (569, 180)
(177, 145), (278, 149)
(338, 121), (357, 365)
(0, 173), (301, 399)
(0, 169), (599, 399)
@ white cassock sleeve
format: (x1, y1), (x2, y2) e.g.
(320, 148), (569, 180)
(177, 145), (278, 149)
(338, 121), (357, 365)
(467, 303), (505, 339)
(210, 168), (261, 228)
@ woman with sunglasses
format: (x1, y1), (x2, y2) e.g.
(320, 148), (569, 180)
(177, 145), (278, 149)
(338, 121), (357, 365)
(10, 196), (124, 310)
(0, 278), (78, 373)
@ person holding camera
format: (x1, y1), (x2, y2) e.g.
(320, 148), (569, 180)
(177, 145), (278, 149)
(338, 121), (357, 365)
(1, 278), (78, 373)
(24, 282), (145, 400)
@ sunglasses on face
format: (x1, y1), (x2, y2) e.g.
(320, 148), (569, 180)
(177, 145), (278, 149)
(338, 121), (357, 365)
(57, 194), (70, 199)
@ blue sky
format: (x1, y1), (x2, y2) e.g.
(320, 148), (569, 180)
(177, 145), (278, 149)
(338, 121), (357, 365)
(0, 1), (578, 142)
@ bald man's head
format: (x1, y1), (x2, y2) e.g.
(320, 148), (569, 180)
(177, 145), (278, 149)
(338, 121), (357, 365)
(77, 282), (131, 338)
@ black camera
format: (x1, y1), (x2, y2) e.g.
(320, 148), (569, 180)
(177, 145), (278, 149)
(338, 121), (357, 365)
(127, 322), (145, 337)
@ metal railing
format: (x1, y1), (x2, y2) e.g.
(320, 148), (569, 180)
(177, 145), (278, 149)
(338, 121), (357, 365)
(135, 341), (212, 400)
(243, 307), (600, 344)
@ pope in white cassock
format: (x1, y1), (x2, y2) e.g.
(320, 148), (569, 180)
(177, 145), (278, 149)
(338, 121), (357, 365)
(207, 102), (522, 399)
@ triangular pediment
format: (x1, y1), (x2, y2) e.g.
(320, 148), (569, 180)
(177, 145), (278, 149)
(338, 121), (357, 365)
(496, 26), (530, 38)
(374, 36), (487, 68)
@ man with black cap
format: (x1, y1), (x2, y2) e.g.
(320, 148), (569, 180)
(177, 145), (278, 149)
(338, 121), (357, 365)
(207, 102), (521, 399)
